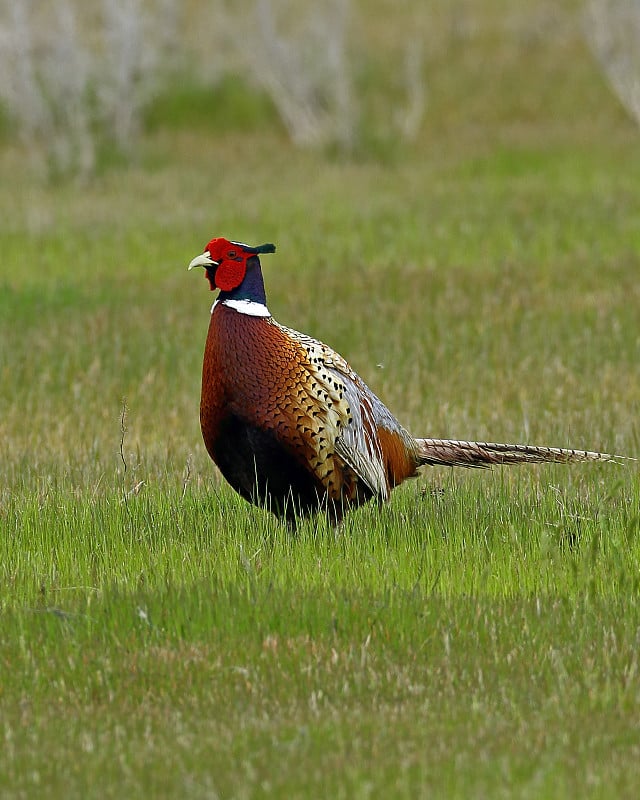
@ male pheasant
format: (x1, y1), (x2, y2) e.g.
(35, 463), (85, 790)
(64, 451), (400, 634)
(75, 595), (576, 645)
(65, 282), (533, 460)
(189, 237), (619, 523)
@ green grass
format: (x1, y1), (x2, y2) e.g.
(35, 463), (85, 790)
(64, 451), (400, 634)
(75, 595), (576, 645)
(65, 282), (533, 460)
(144, 75), (280, 135)
(3, 475), (640, 797)
(2, 2), (640, 797)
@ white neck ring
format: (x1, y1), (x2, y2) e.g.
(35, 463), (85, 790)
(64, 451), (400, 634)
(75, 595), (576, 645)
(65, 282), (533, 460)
(212, 298), (271, 318)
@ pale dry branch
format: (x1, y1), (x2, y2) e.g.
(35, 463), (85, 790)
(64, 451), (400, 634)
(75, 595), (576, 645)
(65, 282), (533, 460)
(244, 0), (355, 148)
(0, 0), (179, 177)
(585, 0), (640, 126)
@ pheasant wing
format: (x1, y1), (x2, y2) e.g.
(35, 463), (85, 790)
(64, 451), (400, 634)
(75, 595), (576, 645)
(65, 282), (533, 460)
(277, 323), (416, 499)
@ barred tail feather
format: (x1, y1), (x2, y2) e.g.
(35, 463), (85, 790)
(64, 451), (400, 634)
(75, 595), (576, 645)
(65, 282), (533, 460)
(416, 439), (626, 469)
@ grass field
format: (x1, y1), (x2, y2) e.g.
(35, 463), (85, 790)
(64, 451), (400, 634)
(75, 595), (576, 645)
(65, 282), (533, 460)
(2, 3), (640, 797)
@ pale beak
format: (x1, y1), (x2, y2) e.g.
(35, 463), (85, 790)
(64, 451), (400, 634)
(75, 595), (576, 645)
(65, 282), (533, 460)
(188, 252), (219, 271)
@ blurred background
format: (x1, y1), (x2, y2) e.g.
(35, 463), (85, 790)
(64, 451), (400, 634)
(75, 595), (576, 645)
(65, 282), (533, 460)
(1, 0), (639, 483)
(0, 0), (638, 179)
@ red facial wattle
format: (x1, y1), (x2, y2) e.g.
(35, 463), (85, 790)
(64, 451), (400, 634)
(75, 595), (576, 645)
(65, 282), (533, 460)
(204, 237), (251, 292)
(214, 258), (247, 292)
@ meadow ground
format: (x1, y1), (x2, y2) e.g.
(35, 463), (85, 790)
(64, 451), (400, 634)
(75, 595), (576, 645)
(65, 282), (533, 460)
(1, 2), (640, 797)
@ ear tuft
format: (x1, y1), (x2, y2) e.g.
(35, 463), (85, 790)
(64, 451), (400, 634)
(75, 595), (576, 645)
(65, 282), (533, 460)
(255, 243), (276, 254)
(240, 242), (276, 255)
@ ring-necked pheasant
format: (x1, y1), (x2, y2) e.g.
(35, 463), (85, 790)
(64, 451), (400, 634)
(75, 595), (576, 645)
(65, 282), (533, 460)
(189, 237), (621, 523)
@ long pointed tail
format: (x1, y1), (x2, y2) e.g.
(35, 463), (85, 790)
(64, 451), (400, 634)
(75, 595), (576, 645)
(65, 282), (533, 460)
(416, 439), (629, 468)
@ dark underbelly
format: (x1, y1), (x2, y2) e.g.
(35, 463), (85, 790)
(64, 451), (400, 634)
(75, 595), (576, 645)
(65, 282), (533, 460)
(210, 414), (328, 521)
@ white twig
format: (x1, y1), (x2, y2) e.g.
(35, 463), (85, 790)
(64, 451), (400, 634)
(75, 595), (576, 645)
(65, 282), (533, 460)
(585, 0), (640, 127)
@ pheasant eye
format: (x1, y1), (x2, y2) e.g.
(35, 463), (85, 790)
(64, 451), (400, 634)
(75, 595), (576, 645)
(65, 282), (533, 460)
(227, 250), (237, 258)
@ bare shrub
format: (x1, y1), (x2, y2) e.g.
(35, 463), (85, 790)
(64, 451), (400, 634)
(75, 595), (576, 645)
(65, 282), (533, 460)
(0, 1), (94, 176)
(97, 0), (180, 150)
(220, 0), (356, 149)
(0, 0), (177, 178)
(0, 0), (427, 175)
(208, 0), (426, 152)
(585, 0), (640, 126)
(395, 37), (428, 143)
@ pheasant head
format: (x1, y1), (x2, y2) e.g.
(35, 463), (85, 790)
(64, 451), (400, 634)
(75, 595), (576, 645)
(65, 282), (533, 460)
(188, 238), (276, 293)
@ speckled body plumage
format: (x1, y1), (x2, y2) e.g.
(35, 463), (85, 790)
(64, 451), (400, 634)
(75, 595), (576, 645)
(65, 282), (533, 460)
(189, 237), (622, 523)
(201, 302), (419, 521)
